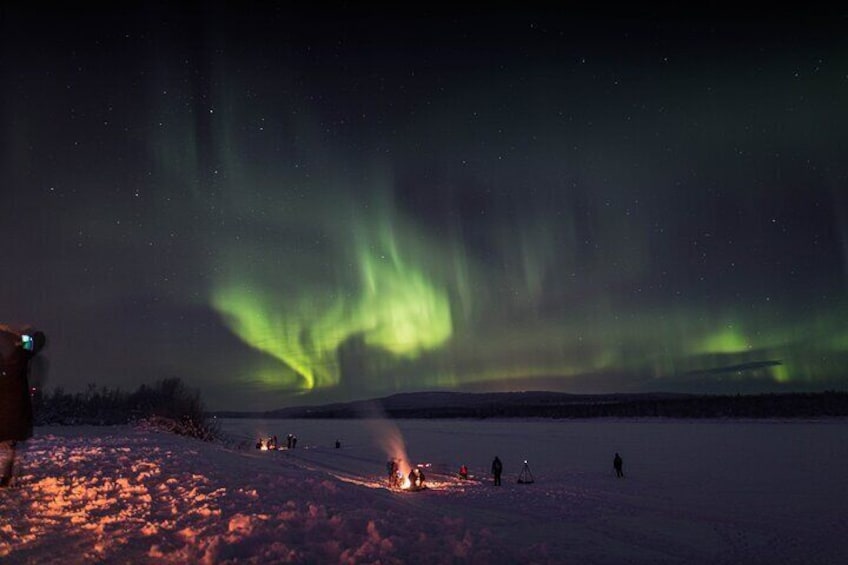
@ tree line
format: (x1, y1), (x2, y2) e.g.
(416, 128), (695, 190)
(32, 377), (219, 440)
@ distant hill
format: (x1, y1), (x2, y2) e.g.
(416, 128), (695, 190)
(212, 390), (848, 419)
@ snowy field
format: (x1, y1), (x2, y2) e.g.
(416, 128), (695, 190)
(1, 418), (846, 564)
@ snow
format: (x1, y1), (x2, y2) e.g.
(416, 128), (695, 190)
(2, 418), (846, 564)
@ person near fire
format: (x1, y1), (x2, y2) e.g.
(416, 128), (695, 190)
(409, 467), (425, 489)
(387, 458), (399, 487)
(459, 464), (468, 480)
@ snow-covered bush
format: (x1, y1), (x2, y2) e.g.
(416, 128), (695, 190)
(33, 377), (220, 441)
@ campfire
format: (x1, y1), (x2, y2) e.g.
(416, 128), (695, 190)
(363, 409), (432, 492)
(387, 459), (429, 491)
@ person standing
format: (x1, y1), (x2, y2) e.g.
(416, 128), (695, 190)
(613, 452), (624, 478)
(387, 458), (398, 487)
(0, 326), (46, 487)
(409, 467), (425, 490)
(491, 456), (503, 486)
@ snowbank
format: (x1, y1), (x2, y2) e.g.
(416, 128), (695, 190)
(1, 419), (846, 564)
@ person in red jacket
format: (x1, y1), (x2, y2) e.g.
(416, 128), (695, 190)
(0, 325), (46, 487)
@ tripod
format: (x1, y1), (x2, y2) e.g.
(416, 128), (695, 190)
(517, 460), (535, 484)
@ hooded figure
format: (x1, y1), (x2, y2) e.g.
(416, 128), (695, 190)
(0, 326), (46, 486)
(491, 456), (503, 486)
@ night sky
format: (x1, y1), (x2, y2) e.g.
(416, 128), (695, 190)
(2, 5), (847, 410)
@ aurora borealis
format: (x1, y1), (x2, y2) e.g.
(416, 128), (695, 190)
(2, 6), (847, 409)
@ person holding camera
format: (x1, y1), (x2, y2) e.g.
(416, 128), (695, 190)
(0, 325), (46, 487)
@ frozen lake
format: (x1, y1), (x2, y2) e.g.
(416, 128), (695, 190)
(220, 417), (848, 489)
(219, 417), (848, 564)
(4, 418), (845, 563)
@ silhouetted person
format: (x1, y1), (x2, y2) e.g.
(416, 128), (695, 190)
(335, 439), (341, 449)
(287, 434), (293, 449)
(459, 464), (468, 480)
(291, 435), (297, 448)
(387, 458), (399, 487)
(0, 326), (46, 487)
(409, 467), (425, 489)
(614, 452), (624, 478)
(491, 456), (503, 486)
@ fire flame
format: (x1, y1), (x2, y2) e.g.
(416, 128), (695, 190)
(364, 414), (413, 487)
(360, 402), (426, 491)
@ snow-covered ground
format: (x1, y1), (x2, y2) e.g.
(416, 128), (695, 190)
(2, 418), (846, 564)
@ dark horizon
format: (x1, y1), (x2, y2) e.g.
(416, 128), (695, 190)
(209, 388), (848, 420)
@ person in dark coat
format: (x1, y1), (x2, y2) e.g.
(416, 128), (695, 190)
(408, 467), (425, 490)
(613, 452), (624, 478)
(0, 326), (46, 487)
(491, 456), (503, 486)
(387, 458), (399, 487)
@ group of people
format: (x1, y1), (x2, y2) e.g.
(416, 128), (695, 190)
(255, 433), (299, 451)
(471, 453), (624, 486)
(0, 325), (47, 488)
(385, 458), (427, 490)
(454, 457), (503, 484)
(256, 436), (277, 450)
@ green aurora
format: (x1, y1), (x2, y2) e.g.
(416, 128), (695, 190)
(159, 23), (848, 403)
(3, 6), (848, 409)
(192, 128), (848, 399)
